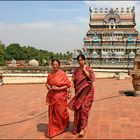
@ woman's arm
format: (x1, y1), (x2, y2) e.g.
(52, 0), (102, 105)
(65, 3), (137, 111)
(83, 66), (90, 78)
(83, 66), (95, 82)
(69, 77), (74, 92)
(59, 85), (68, 90)
(50, 85), (68, 91)
(67, 78), (74, 99)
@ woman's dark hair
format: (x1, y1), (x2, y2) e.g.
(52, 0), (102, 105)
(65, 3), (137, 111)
(51, 59), (60, 66)
(77, 54), (85, 61)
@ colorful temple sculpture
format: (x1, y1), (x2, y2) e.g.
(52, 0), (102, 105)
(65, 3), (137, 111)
(73, 7), (140, 68)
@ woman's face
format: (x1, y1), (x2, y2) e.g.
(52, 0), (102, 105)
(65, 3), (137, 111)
(52, 61), (60, 71)
(78, 57), (85, 66)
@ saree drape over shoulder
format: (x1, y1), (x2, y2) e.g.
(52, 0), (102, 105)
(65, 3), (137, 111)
(46, 69), (71, 138)
(68, 66), (95, 134)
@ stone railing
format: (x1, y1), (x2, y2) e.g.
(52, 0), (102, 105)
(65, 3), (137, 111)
(0, 69), (130, 85)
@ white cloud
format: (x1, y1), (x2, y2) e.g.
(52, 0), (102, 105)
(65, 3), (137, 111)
(0, 20), (87, 53)
(135, 6), (140, 31)
(1, 1), (140, 54)
(18, 21), (55, 31)
(0, 22), (15, 30)
(59, 24), (77, 32)
(75, 16), (89, 25)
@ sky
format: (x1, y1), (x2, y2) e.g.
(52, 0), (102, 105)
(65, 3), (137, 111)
(0, 1), (140, 53)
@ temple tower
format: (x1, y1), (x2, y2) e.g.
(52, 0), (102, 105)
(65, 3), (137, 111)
(75, 7), (140, 67)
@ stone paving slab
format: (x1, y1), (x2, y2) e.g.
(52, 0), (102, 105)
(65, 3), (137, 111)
(0, 78), (140, 139)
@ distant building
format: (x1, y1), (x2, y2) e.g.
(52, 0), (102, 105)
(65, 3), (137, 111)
(74, 7), (140, 67)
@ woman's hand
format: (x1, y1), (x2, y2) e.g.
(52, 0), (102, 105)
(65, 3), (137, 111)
(67, 92), (72, 99)
(51, 86), (60, 91)
(46, 85), (60, 91)
(46, 84), (52, 90)
(83, 66), (90, 78)
(83, 66), (88, 73)
(47, 85), (69, 92)
(83, 65), (86, 71)
(67, 88), (72, 99)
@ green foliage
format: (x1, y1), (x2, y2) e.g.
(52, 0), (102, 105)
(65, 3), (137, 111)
(5, 43), (27, 60)
(0, 42), (5, 65)
(0, 41), (72, 66)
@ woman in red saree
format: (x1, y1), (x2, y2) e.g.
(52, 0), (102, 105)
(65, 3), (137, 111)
(46, 59), (71, 138)
(68, 54), (95, 137)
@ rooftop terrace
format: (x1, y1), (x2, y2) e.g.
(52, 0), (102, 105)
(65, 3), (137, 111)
(0, 78), (140, 139)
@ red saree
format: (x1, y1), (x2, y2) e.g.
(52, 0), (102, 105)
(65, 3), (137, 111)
(68, 66), (95, 134)
(46, 69), (71, 138)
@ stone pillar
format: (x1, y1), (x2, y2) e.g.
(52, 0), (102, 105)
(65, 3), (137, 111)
(131, 74), (140, 95)
(129, 48), (140, 96)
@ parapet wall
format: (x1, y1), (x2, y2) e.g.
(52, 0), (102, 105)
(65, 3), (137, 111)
(0, 69), (130, 85)
(1, 73), (48, 84)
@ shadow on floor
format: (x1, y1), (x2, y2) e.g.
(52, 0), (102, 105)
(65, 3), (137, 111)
(37, 121), (73, 138)
(65, 121), (73, 132)
(94, 90), (139, 103)
(119, 90), (137, 97)
(37, 123), (49, 138)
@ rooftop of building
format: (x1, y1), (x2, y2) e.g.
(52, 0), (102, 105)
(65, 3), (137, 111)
(0, 78), (140, 139)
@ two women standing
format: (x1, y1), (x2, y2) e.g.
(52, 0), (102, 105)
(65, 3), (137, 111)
(46, 54), (95, 138)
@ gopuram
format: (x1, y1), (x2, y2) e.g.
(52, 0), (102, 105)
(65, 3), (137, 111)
(73, 7), (140, 68)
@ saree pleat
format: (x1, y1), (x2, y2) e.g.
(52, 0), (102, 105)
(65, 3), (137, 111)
(48, 96), (69, 137)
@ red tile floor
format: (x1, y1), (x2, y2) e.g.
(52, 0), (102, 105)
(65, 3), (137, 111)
(0, 78), (140, 139)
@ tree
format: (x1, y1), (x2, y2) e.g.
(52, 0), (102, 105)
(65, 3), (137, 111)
(3, 42), (73, 66)
(66, 51), (72, 61)
(0, 41), (5, 66)
(5, 43), (27, 60)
